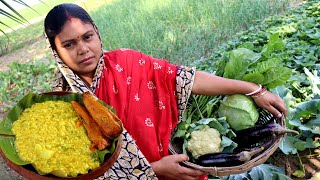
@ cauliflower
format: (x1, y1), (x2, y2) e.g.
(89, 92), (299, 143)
(187, 125), (222, 159)
(311, 172), (320, 180)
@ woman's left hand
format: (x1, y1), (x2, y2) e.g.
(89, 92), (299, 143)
(150, 154), (206, 180)
(252, 91), (287, 118)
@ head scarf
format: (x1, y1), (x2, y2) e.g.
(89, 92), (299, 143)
(50, 21), (104, 93)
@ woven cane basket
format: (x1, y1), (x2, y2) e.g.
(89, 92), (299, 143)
(169, 110), (286, 177)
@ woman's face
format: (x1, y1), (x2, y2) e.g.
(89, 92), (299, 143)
(54, 18), (102, 78)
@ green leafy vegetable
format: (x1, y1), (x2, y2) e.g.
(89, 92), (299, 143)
(218, 94), (259, 131)
(222, 34), (292, 89)
(191, 1), (320, 178)
(215, 163), (291, 180)
(172, 94), (237, 156)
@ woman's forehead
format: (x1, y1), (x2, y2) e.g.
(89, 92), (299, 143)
(57, 18), (95, 40)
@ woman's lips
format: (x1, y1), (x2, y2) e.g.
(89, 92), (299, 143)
(80, 56), (94, 64)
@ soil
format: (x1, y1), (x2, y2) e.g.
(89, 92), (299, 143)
(270, 148), (320, 180)
(0, 36), (50, 72)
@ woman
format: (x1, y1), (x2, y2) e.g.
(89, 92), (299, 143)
(44, 3), (287, 180)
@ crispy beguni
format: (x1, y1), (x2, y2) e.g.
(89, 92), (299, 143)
(82, 92), (123, 139)
(71, 101), (111, 150)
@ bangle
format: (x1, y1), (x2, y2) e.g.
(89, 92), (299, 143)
(245, 84), (262, 96)
(251, 87), (268, 98)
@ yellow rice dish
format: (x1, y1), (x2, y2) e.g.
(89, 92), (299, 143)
(11, 101), (100, 177)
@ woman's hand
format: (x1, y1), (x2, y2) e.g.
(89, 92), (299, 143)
(151, 154), (206, 180)
(252, 91), (287, 118)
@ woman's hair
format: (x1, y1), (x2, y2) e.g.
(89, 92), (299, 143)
(44, 3), (94, 51)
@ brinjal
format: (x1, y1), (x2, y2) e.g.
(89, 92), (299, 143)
(195, 146), (264, 167)
(233, 122), (298, 148)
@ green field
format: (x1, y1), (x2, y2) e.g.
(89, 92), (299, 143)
(93, 0), (297, 65)
(0, 0), (299, 110)
(1, 0), (296, 59)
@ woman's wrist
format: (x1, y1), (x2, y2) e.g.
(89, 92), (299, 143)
(245, 84), (262, 96)
(150, 161), (163, 177)
(245, 84), (268, 98)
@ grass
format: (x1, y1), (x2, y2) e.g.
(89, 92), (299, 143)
(0, 0), (300, 112)
(92, 0), (298, 65)
(0, 0), (297, 57)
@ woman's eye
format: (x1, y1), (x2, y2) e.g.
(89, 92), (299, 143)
(85, 34), (93, 40)
(64, 43), (73, 48)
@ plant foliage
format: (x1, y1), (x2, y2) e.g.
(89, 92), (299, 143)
(191, 0), (320, 178)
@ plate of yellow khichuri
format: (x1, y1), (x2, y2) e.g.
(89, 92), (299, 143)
(0, 92), (123, 179)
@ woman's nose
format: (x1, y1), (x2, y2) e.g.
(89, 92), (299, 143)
(78, 41), (89, 55)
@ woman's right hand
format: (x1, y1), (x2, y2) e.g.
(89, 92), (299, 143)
(150, 154), (206, 180)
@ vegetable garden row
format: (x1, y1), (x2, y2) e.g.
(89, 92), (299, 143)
(175, 0), (320, 179)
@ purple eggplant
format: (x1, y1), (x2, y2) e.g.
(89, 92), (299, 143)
(195, 146), (264, 167)
(233, 122), (298, 148)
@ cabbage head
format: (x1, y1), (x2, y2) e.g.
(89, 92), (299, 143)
(218, 94), (259, 131)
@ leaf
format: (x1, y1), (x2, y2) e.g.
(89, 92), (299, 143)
(197, 118), (214, 125)
(261, 33), (285, 57)
(289, 118), (311, 131)
(12, 0), (41, 15)
(97, 138), (117, 163)
(279, 135), (298, 154)
(253, 58), (282, 74)
(242, 72), (265, 84)
(227, 173), (250, 180)
(223, 48), (260, 80)
(285, 136), (316, 151)
(292, 99), (320, 119)
(263, 67), (292, 88)
(306, 117), (320, 134)
(207, 118), (227, 135)
(172, 129), (187, 139)
(220, 136), (237, 153)
(177, 121), (189, 130)
(0, 136), (28, 165)
(303, 67), (320, 95)
(0, 92), (117, 165)
(0, 9), (24, 24)
(0, 0), (29, 24)
(182, 139), (188, 155)
(249, 164), (290, 180)
(0, 92), (35, 135)
(238, 42), (255, 50)
(224, 164), (291, 180)
(292, 170), (305, 178)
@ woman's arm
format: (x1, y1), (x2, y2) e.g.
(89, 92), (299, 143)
(192, 71), (287, 118)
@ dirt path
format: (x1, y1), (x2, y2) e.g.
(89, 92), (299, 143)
(0, 36), (50, 72)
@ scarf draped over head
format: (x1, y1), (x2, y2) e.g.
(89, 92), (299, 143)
(51, 21), (104, 93)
